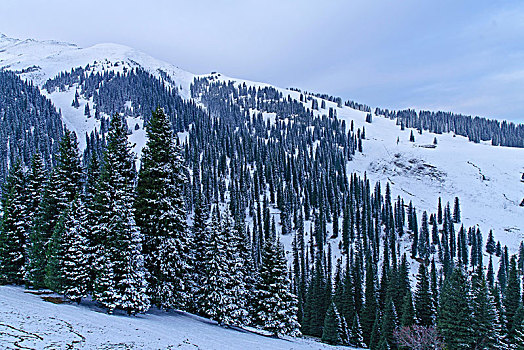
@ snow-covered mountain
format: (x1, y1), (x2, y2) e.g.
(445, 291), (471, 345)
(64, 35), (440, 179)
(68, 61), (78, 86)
(2, 32), (524, 349)
(1, 33), (521, 254)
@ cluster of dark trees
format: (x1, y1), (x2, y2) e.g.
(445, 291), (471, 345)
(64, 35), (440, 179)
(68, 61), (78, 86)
(375, 108), (524, 148)
(44, 65), (200, 132)
(0, 110), (299, 336)
(0, 70), (63, 184)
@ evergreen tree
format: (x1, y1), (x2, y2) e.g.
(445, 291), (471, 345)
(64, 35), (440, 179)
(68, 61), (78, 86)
(322, 302), (345, 345)
(29, 130), (83, 287)
(222, 212), (250, 325)
(401, 291), (415, 327)
(253, 238), (299, 337)
(25, 153), (47, 286)
(486, 230), (496, 255)
(303, 251), (328, 337)
(191, 192), (210, 311)
(487, 255), (495, 289)
(83, 153), (101, 292)
(196, 206), (229, 322)
(470, 266), (501, 349)
(518, 242), (524, 274)
(379, 296), (398, 349)
(453, 196), (461, 223)
(92, 115), (149, 315)
(0, 161), (27, 284)
(504, 256), (521, 333)
(417, 211), (430, 261)
(45, 199), (89, 301)
(414, 263), (434, 327)
(135, 108), (190, 310)
(61, 199), (89, 303)
(362, 257), (378, 345)
(437, 197), (443, 225)
(438, 266), (474, 350)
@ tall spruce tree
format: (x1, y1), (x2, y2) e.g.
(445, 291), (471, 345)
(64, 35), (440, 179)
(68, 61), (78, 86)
(30, 130), (83, 288)
(504, 256), (521, 333)
(0, 161), (27, 284)
(470, 266), (501, 349)
(486, 230), (496, 255)
(197, 206), (230, 323)
(92, 115), (149, 315)
(401, 291), (415, 327)
(45, 199), (89, 301)
(135, 108), (191, 310)
(362, 257), (378, 345)
(253, 237), (299, 337)
(414, 262), (434, 327)
(25, 153), (47, 286)
(437, 266), (474, 349)
(61, 198), (89, 303)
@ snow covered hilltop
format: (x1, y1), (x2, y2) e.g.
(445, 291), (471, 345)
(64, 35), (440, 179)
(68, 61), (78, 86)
(0, 33), (523, 349)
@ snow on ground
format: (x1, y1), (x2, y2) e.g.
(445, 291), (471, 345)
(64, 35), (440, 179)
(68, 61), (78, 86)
(0, 286), (357, 350)
(335, 106), (524, 253)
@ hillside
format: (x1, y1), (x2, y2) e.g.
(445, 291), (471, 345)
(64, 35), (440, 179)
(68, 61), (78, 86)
(0, 285), (354, 350)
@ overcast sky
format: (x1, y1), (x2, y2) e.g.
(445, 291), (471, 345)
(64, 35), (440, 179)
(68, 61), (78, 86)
(2, 0), (523, 122)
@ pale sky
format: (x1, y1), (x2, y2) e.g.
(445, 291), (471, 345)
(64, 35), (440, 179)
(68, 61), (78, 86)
(2, 0), (524, 122)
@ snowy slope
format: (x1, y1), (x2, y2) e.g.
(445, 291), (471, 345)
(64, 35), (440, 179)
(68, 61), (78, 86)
(0, 286), (356, 350)
(199, 72), (524, 255)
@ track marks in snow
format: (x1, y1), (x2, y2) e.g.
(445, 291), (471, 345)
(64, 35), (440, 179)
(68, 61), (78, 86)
(0, 323), (43, 350)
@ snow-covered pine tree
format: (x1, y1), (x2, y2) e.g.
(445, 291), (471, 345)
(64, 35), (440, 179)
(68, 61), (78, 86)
(190, 192), (210, 312)
(0, 161), (28, 284)
(83, 153), (100, 292)
(29, 130), (83, 288)
(25, 153), (47, 286)
(44, 198), (89, 302)
(378, 295), (398, 348)
(55, 129), (83, 212)
(45, 212), (66, 293)
(135, 108), (190, 310)
(417, 211), (430, 262)
(62, 198), (89, 303)
(486, 230), (496, 255)
(44, 130), (84, 292)
(92, 114), (149, 315)
(453, 196), (461, 223)
(361, 257), (378, 345)
(197, 206), (229, 323)
(504, 256), (521, 334)
(222, 212), (250, 325)
(228, 208), (256, 325)
(253, 237), (299, 337)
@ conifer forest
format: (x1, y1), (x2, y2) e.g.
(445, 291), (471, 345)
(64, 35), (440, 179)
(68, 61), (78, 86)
(0, 31), (524, 350)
